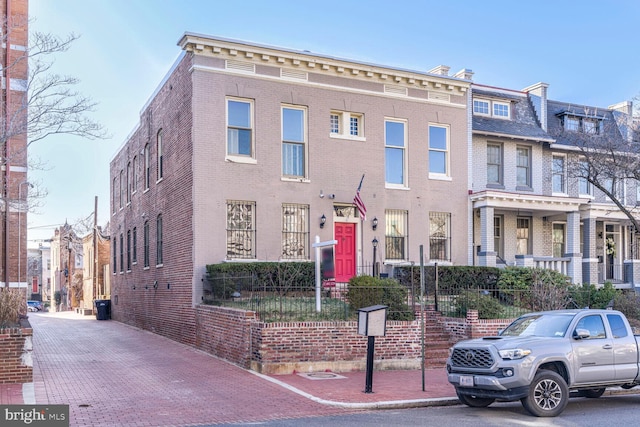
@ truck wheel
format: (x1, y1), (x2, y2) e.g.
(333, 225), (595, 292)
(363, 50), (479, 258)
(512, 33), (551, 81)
(582, 388), (605, 398)
(456, 390), (495, 408)
(521, 370), (568, 417)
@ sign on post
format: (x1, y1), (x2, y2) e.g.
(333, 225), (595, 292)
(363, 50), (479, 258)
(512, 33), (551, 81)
(357, 305), (388, 393)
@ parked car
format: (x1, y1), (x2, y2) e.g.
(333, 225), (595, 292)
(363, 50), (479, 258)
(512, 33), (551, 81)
(27, 300), (43, 312)
(447, 309), (640, 417)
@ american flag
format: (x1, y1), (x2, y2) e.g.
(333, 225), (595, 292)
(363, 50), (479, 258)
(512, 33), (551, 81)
(353, 174), (366, 221)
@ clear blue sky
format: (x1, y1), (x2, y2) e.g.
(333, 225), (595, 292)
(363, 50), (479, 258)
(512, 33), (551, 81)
(26, 0), (640, 246)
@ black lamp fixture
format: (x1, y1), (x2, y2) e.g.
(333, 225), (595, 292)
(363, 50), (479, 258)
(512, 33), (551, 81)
(372, 217), (378, 231)
(320, 214), (327, 228)
(372, 237), (379, 277)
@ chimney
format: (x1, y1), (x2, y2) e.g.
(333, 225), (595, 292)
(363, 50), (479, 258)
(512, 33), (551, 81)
(523, 82), (549, 131)
(428, 65), (450, 76)
(454, 68), (474, 80)
(608, 101), (632, 115)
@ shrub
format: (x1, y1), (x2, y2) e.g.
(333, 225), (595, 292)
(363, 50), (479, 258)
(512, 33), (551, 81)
(453, 290), (503, 319)
(613, 291), (640, 321)
(498, 267), (571, 311)
(0, 289), (25, 327)
(346, 276), (414, 321)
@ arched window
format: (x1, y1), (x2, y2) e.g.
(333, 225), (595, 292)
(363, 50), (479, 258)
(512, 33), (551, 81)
(157, 129), (164, 180)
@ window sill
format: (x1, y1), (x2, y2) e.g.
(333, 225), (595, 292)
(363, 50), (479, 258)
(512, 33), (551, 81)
(385, 183), (409, 190)
(143, 266), (150, 270)
(486, 183), (505, 190)
(429, 173), (452, 181)
(329, 133), (366, 142)
(143, 188), (150, 194)
(552, 192), (569, 197)
(226, 155), (257, 165)
(156, 177), (163, 184)
(281, 176), (310, 183)
(156, 264), (163, 268)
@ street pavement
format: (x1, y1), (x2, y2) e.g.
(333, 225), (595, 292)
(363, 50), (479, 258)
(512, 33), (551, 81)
(2, 311), (459, 426)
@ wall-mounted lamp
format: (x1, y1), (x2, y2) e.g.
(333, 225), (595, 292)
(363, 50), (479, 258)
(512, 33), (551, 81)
(372, 217), (378, 231)
(319, 190), (324, 198)
(320, 214), (327, 228)
(167, 283), (171, 289)
(598, 232), (603, 239)
(153, 280), (158, 289)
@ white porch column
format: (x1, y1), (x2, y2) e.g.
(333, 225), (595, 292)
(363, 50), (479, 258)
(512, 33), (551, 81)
(478, 206), (496, 267)
(566, 211), (582, 284)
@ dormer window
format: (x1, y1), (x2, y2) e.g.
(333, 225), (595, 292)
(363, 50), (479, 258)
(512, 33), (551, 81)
(473, 98), (510, 119)
(561, 114), (602, 135)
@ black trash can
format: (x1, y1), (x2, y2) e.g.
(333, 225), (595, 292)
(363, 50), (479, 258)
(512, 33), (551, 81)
(95, 300), (111, 320)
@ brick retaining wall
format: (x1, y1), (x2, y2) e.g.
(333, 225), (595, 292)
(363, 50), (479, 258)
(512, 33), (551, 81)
(0, 322), (33, 384)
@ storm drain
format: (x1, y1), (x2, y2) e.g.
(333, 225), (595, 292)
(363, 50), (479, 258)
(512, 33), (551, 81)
(297, 372), (347, 380)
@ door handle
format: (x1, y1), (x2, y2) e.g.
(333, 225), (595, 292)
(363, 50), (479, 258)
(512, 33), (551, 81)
(602, 344), (613, 350)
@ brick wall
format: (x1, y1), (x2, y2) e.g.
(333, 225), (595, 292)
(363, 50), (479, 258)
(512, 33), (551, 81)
(192, 305), (484, 375)
(0, 324), (33, 384)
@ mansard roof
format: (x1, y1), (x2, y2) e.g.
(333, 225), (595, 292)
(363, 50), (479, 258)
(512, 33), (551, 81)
(472, 86), (553, 142)
(547, 99), (624, 147)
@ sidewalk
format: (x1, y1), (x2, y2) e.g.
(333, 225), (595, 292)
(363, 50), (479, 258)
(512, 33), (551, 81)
(1, 311), (459, 426)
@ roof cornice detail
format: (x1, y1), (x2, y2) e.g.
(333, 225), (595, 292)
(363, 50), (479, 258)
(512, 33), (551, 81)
(473, 130), (555, 143)
(178, 33), (471, 95)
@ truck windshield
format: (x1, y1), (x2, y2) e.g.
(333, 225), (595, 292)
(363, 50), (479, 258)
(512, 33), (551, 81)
(500, 313), (574, 337)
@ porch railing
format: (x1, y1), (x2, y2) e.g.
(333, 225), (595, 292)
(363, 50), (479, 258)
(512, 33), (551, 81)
(532, 257), (570, 275)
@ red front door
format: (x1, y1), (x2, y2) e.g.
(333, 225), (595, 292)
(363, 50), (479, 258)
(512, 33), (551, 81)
(335, 222), (356, 282)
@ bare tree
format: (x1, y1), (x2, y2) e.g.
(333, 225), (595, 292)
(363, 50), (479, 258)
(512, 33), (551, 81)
(550, 104), (640, 234)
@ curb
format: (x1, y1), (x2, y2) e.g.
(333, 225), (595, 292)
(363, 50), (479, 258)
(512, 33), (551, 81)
(248, 370), (460, 409)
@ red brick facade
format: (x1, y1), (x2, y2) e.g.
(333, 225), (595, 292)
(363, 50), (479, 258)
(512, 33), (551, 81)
(0, 324), (33, 384)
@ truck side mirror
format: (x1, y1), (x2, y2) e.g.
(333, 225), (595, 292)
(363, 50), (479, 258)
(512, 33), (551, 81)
(573, 328), (590, 339)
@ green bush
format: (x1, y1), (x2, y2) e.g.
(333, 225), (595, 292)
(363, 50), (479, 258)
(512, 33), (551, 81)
(206, 262), (315, 296)
(453, 290), (503, 319)
(569, 282), (620, 309)
(346, 276), (414, 321)
(394, 265), (501, 294)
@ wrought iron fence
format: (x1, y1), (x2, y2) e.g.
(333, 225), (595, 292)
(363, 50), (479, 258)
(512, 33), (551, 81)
(203, 270), (606, 322)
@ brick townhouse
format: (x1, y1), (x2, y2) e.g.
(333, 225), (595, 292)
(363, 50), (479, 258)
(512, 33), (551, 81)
(471, 82), (639, 287)
(109, 33), (472, 343)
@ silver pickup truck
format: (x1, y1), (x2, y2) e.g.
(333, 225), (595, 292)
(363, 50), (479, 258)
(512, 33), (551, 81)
(446, 309), (640, 417)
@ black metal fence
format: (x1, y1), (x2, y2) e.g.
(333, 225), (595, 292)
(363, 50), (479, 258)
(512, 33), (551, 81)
(203, 269), (616, 323)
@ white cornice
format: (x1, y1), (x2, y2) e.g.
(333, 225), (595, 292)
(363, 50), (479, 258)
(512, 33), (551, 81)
(470, 190), (585, 212)
(178, 33), (471, 96)
(473, 130), (555, 143)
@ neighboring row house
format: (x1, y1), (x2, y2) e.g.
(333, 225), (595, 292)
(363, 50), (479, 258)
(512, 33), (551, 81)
(109, 33), (638, 345)
(471, 82), (638, 288)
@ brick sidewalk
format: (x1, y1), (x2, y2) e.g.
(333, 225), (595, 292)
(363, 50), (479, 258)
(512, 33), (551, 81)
(23, 312), (360, 426)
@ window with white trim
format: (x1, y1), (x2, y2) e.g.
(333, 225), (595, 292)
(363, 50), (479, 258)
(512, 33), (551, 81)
(385, 209), (408, 261)
(132, 155), (137, 194)
(281, 204), (309, 259)
(282, 106), (307, 178)
(487, 144), (503, 185)
(516, 146), (531, 188)
(578, 159), (592, 196)
(329, 111), (365, 140)
(157, 129), (164, 181)
(227, 98), (254, 158)
(429, 124), (449, 176)
(516, 217), (531, 255)
(552, 223), (565, 257)
(226, 200), (256, 259)
(144, 144), (150, 190)
(384, 119), (406, 186)
(552, 154), (566, 194)
(143, 220), (150, 268)
(473, 98), (510, 119)
(156, 214), (163, 266)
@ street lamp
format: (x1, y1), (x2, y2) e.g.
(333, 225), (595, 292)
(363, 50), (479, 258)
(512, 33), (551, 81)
(372, 237), (378, 277)
(18, 181), (33, 301)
